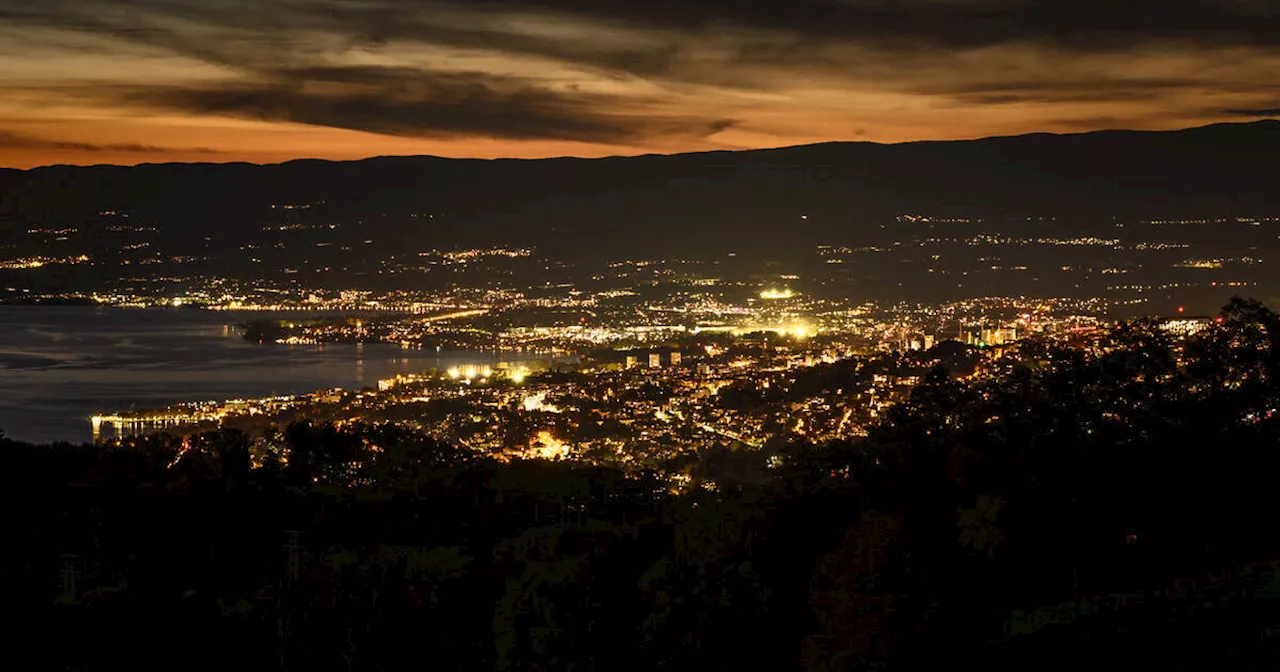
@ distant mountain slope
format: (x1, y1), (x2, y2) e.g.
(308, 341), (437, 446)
(2, 120), (1278, 258)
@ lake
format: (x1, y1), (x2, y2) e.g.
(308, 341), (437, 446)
(0, 306), (524, 444)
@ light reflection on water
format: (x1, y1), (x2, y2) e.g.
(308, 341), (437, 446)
(0, 306), (522, 445)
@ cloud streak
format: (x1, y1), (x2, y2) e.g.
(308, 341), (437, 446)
(1223, 107), (1280, 117)
(0, 130), (219, 154)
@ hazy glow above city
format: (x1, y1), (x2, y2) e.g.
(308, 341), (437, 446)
(2, 0), (1279, 167)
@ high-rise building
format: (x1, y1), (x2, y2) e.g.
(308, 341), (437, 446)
(625, 355), (638, 369)
(923, 335), (935, 350)
(649, 352), (662, 368)
(980, 326), (1018, 346)
(670, 351), (682, 366)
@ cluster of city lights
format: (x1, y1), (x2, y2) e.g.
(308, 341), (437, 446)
(759, 288), (795, 300)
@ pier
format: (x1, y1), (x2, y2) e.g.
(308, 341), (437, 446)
(91, 413), (210, 442)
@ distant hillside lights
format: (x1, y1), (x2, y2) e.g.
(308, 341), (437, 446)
(0, 254), (89, 270)
(896, 214), (985, 224)
(759, 288), (795, 300)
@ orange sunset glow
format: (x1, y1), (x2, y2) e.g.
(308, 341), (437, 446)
(2, 1), (1278, 168)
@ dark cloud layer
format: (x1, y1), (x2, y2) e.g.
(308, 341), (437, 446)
(116, 68), (736, 143)
(10, 1), (1279, 58)
(373, 0), (1280, 56)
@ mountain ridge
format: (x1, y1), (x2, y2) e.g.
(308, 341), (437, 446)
(3, 119), (1280, 261)
(8, 119), (1277, 172)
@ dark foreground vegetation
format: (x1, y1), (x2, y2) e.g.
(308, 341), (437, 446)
(8, 299), (1280, 671)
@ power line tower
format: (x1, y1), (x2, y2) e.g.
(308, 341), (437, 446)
(59, 553), (81, 604)
(278, 530), (304, 669)
(282, 530), (302, 585)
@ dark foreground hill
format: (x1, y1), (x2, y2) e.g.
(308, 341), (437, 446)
(2, 120), (1279, 259)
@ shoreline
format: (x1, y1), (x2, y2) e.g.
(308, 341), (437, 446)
(0, 306), (557, 444)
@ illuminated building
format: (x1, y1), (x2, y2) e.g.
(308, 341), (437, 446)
(981, 327), (1017, 346)
(1160, 318), (1212, 337)
(961, 323), (1018, 347)
(649, 352), (662, 368)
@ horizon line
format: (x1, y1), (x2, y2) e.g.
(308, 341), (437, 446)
(4, 118), (1277, 172)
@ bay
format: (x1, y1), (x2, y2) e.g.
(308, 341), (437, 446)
(0, 306), (521, 444)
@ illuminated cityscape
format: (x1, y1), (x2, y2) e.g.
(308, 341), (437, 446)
(6, 113), (1280, 670)
(1, 203), (1272, 457)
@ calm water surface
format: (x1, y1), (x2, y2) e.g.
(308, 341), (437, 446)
(0, 306), (518, 444)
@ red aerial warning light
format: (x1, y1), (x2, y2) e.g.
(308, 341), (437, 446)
(1216, 317), (1225, 324)
(1177, 306), (1184, 313)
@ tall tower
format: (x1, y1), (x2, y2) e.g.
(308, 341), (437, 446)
(282, 530), (302, 585)
(59, 554), (80, 602)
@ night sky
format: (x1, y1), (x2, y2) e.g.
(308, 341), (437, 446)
(2, 0), (1278, 168)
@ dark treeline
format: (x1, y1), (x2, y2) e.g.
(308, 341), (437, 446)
(7, 298), (1280, 670)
